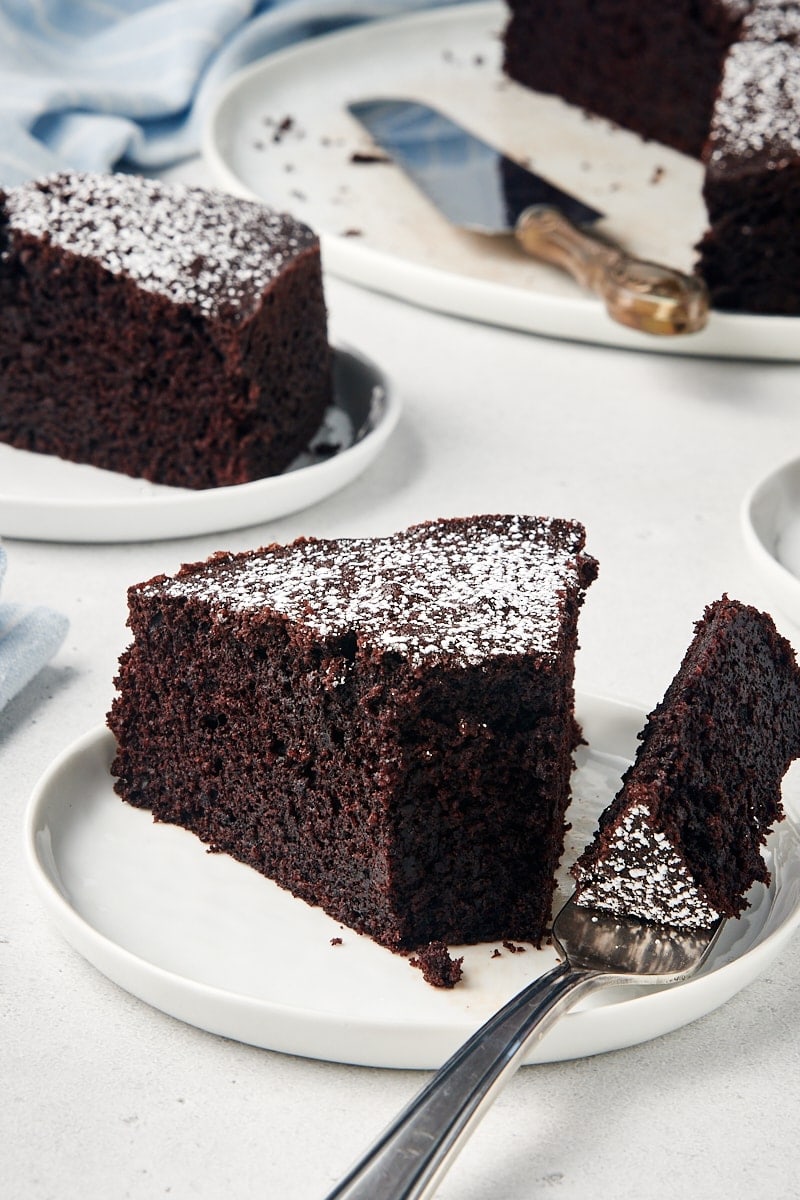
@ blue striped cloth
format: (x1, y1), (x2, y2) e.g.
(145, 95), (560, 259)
(0, 0), (470, 187)
(0, 548), (69, 711)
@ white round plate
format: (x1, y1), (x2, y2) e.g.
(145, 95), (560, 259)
(0, 346), (398, 544)
(204, 1), (799, 361)
(25, 694), (800, 1069)
(742, 457), (800, 629)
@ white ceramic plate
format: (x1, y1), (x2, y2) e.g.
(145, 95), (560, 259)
(742, 457), (800, 629)
(0, 346), (398, 544)
(25, 694), (800, 1069)
(204, 2), (799, 361)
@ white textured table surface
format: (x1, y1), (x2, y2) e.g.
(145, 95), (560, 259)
(5, 157), (800, 1200)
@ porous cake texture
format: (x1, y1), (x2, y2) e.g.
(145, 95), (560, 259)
(108, 514), (598, 951)
(503, 0), (800, 315)
(0, 171), (331, 487)
(572, 597), (800, 930)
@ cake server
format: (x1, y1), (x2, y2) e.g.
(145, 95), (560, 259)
(323, 898), (723, 1200)
(348, 98), (709, 337)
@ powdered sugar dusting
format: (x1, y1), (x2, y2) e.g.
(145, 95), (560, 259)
(574, 803), (721, 931)
(151, 515), (592, 667)
(3, 171), (316, 318)
(710, 23), (800, 166)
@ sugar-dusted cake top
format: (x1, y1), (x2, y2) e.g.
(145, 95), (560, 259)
(148, 515), (596, 667)
(2, 171), (317, 319)
(572, 797), (722, 930)
(707, 8), (800, 172)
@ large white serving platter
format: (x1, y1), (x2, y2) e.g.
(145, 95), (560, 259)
(0, 346), (398, 544)
(25, 694), (800, 1070)
(204, 2), (800, 360)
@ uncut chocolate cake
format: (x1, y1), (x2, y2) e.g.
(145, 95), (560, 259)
(572, 597), (800, 930)
(108, 514), (598, 951)
(503, 1), (800, 315)
(0, 172), (331, 488)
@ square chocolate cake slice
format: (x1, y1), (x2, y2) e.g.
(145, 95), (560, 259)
(572, 597), (800, 930)
(108, 514), (598, 950)
(0, 171), (331, 488)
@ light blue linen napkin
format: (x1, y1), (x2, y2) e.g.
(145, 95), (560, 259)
(0, 548), (69, 711)
(0, 0), (473, 188)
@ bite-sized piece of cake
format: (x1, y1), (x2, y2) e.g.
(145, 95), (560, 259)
(503, 0), (747, 159)
(108, 514), (598, 951)
(572, 597), (800, 930)
(697, 9), (800, 314)
(0, 171), (331, 488)
(409, 941), (464, 989)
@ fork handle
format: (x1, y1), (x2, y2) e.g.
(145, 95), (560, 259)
(322, 961), (602, 1200)
(514, 204), (709, 337)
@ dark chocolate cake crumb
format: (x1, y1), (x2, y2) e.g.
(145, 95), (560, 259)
(349, 151), (393, 164)
(330, 937), (343, 946)
(410, 941), (464, 989)
(260, 114), (300, 143)
(502, 941), (527, 954)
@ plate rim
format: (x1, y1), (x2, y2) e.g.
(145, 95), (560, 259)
(24, 691), (800, 1069)
(0, 343), (400, 543)
(202, 0), (800, 362)
(741, 456), (800, 628)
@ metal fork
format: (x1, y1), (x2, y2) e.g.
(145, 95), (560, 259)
(323, 897), (723, 1200)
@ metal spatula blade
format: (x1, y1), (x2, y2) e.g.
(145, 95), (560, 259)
(347, 97), (709, 337)
(323, 897), (723, 1200)
(348, 97), (602, 233)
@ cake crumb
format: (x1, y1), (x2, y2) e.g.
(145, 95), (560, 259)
(502, 941), (527, 954)
(490, 948), (502, 959)
(269, 115), (298, 143)
(350, 151), (393, 165)
(409, 941), (464, 988)
(330, 936), (343, 946)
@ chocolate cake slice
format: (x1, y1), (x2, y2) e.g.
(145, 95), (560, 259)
(0, 172), (331, 488)
(572, 597), (800, 930)
(108, 514), (598, 951)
